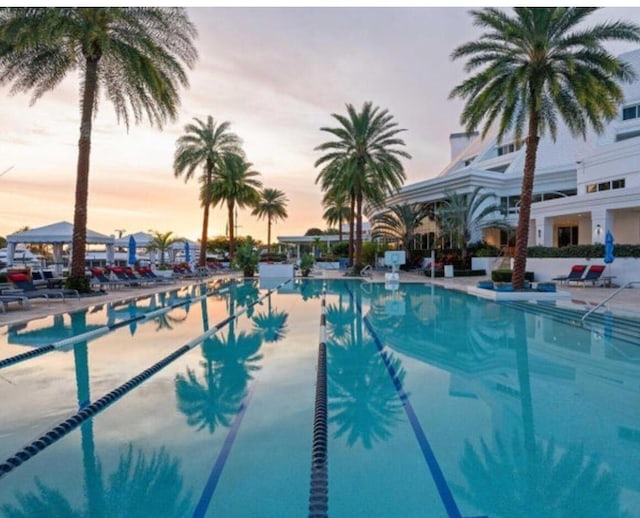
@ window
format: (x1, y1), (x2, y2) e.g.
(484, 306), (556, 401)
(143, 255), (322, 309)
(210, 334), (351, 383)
(557, 226), (578, 247)
(496, 142), (522, 156)
(586, 179), (625, 193)
(622, 105), (638, 120)
(616, 129), (640, 142)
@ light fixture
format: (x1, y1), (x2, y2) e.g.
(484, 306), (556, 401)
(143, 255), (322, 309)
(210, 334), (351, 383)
(595, 224), (602, 236)
(537, 229), (541, 238)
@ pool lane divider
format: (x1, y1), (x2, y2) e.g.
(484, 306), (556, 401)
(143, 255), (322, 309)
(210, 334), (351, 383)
(0, 281), (234, 371)
(347, 285), (465, 518)
(0, 279), (291, 480)
(309, 282), (329, 518)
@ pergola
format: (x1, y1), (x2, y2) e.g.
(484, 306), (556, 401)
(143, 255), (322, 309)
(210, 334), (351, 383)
(6, 221), (114, 274)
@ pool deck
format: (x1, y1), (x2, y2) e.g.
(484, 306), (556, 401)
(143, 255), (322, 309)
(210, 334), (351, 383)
(1, 268), (640, 327)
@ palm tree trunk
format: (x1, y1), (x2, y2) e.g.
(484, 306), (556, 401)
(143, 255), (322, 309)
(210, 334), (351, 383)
(200, 167), (212, 268)
(355, 190), (363, 266)
(512, 109), (540, 289)
(70, 57), (99, 290)
(228, 201), (235, 259)
(348, 193), (355, 267)
(338, 214), (343, 242)
(267, 216), (272, 255)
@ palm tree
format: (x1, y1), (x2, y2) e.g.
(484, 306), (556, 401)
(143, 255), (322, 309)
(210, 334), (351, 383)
(174, 117), (243, 267)
(209, 153), (262, 260)
(322, 191), (350, 242)
(450, 7), (640, 288)
(438, 186), (511, 259)
(0, 8), (197, 291)
(370, 203), (432, 256)
(148, 230), (176, 266)
(315, 101), (411, 267)
(251, 187), (288, 255)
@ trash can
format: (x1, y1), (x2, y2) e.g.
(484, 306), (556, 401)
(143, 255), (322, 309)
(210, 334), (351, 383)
(444, 264), (454, 278)
(339, 258), (348, 269)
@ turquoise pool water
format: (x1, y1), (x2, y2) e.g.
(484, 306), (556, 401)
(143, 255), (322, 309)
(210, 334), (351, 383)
(0, 279), (638, 517)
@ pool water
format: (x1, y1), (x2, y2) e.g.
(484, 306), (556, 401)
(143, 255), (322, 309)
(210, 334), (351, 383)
(0, 279), (638, 517)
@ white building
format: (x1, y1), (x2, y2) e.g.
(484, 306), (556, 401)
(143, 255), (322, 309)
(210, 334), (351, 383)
(389, 48), (640, 251)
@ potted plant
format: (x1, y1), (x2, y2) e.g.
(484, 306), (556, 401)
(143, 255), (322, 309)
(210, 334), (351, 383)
(299, 253), (314, 277)
(233, 236), (260, 277)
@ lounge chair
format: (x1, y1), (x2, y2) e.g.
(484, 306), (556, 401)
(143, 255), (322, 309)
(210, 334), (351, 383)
(7, 273), (79, 300)
(0, 294), (31, 312)
(90, 268), (130, 289)
(552, 264), (587, 285)
(579, 264), (606, 286)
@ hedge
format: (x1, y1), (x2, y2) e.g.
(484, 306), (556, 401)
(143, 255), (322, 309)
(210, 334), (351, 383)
(527, 244), (640, 258)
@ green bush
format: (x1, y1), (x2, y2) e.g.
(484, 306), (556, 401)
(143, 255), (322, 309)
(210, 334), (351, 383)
(491, 269), (535, 282)
(331, 241), (349, 258)
(527, 244), (640, 258)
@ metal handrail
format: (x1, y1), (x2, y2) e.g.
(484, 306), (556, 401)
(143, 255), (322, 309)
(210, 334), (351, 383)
(580, 281), (640, 323)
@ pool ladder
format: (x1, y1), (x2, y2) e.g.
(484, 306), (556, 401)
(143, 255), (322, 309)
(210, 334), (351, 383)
(581, 281), (640, 323)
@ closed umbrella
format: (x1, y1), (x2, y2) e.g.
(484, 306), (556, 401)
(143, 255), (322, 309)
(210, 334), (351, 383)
(604, 230), (615, 284)
(128, 235), (137, 266)
(604, 230), (615, 264)
(184, 241), (191, 264)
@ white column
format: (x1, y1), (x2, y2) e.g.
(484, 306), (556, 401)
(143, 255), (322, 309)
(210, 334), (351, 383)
(7, 242), (16, 266)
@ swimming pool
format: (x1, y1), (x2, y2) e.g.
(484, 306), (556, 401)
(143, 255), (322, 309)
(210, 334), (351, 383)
(0, 278), (638, 517)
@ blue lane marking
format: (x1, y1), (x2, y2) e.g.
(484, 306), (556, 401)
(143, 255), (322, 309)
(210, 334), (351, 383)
(348, 286), (465, 518)
(193, 386), (256, 518)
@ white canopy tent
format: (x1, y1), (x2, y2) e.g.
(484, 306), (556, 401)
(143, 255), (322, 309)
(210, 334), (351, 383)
(6, 221), (115, 274)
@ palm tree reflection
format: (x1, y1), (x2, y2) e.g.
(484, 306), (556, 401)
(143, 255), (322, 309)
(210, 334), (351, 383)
(326, 287), (405, 449)
(0, 445), (191, 518)
(252, 292), (289, 343)
(458, 431), (625, 518)
(175, 291), (263, 434)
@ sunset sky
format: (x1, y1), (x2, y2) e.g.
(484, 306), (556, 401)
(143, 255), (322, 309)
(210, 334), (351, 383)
(2, 6), (640, 244)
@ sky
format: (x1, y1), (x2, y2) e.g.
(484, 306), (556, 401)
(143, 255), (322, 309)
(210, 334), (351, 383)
(2, 5), (640, 245)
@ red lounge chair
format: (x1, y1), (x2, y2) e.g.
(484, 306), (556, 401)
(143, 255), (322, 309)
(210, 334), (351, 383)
(552, 265), (587, 285)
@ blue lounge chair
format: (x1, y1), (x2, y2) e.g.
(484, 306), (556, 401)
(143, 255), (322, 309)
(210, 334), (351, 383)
(579, 265), (606, 286)
(7, 273), (79, 300)
(0, 294), (31, 312)
(552, 264), (587, 285)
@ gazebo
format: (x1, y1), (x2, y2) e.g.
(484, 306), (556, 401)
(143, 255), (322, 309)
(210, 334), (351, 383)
(6, 221), (115, 274)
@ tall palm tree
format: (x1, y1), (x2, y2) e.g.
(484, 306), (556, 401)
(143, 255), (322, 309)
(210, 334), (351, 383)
(174, 117), (243, 267)
(0, 8), (197, 291)
(251, 187), (288, 255)
(450, 7), (640, 288)
(370, 203), (432, 255)
(315, 101), (411, 267)
(438, 186), (511, 258)
(209, 154), (262, 260)
(322, 191), (350, 242)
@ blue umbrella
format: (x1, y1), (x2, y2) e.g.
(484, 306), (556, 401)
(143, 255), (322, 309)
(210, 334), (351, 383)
(128, 235), (137, 266)
(604, 230), (615, 264)
(184, 240), (191, 264)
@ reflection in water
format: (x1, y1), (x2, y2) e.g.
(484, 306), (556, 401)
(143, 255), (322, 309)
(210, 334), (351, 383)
(252, 292), (289, 343)
(175, 290), (263, 434)
(326, 284), (405, 449)
(457, 310), (626, 517)
(0, 446), (191, 518)
(458, 431), (625, 518)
